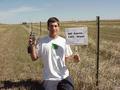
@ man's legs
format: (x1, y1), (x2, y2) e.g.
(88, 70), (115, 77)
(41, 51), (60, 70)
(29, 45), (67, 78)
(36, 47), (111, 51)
(57, 76), (74, 90)
(42, 80), (59, 90)
(42, 76), (74, 90)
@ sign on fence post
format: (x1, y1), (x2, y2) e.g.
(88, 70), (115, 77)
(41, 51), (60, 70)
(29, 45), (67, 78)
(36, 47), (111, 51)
(65, 27), (88, 54)
(65, 27), (88, 45)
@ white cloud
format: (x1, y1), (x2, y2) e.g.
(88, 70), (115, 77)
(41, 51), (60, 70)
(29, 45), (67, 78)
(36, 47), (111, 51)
(10, 6), (39, 13)
(0, 11), (13, 19)
(0, 6), (40, 20)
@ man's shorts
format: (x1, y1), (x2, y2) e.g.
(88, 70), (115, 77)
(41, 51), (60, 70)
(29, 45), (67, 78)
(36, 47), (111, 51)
(41, 76), (74, 90)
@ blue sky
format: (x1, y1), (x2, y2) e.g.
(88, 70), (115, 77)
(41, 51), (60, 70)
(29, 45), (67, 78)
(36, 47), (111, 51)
(0, 0), (120, 24)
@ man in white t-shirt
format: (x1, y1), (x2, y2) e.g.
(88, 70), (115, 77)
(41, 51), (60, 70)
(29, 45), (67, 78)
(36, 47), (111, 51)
(28, 17), (80, 90)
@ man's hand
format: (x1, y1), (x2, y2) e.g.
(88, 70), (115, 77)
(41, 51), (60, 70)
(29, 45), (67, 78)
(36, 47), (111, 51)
(28, 37), (38, 61)
(28, 36), (36, 54)
(65, 54), (80, 63)
(29, 36), (36, 46)
(73, 54), (80, 63)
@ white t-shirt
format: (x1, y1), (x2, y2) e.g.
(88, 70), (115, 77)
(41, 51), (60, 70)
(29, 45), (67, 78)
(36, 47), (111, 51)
(36, 36), (73, 80)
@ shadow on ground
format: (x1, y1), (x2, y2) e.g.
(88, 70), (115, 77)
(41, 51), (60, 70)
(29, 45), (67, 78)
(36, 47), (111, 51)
(0, 79), (43, 90)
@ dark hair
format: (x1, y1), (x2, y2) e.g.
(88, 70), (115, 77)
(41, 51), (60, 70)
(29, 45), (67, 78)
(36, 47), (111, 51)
(47, 17), (60, 27)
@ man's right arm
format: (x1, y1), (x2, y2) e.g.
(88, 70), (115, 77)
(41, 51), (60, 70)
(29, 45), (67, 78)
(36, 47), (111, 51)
(29, 45), (38, 61)
(28, 38), (38, 61)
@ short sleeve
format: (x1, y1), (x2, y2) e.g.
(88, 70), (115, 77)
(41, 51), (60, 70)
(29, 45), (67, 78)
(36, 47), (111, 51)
(65, 44), (73, 57)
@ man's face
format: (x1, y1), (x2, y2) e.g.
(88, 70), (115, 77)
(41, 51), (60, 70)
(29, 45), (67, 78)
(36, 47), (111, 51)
(48, 22), (59, 38)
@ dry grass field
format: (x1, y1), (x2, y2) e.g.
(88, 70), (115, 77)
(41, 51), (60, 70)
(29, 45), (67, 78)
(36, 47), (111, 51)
(0, 20), (120, 90)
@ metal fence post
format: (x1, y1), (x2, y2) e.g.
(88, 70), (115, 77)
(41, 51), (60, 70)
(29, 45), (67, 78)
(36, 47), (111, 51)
(96, 16), (100, 90)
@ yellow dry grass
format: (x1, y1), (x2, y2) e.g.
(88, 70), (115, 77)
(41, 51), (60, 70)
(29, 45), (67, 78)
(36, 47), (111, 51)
(0, 20), (120, 90)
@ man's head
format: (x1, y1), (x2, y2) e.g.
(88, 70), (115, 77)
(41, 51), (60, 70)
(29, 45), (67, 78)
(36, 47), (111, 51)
(47, 17), (60, 27)
(47, 17), (60, 38)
